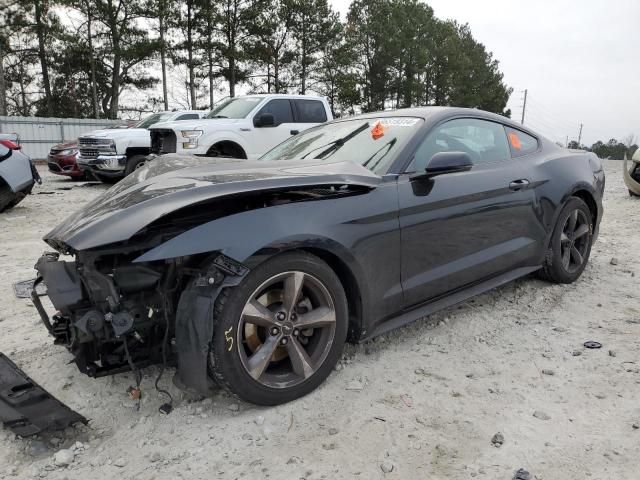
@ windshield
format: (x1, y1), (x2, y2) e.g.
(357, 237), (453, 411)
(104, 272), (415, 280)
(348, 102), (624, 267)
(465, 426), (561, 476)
(205, 97), (263, 119)
(136, 113), (175, 129)
(260, 116), (423, 174)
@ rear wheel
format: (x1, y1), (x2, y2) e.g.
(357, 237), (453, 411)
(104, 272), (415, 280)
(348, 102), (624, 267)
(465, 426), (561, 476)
(208, 252), (348, 405)
(539, 197), (593, 283)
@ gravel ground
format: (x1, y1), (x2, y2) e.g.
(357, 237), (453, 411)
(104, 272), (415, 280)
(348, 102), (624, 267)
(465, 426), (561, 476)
(0, 161), (639, 480)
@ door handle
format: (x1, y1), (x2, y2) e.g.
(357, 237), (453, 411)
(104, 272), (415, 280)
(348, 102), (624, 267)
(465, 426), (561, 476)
(290, 129), (299, 136)
(509, 179), (530, 191)
(509, 179), (530, 190)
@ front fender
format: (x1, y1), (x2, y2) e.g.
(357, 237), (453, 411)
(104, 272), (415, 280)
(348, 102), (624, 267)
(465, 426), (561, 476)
(199, 131), (249, 155)
(135, 198), (367, 265)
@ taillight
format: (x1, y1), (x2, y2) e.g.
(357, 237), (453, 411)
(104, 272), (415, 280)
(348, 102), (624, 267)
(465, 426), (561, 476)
(0, 140), (21, 150)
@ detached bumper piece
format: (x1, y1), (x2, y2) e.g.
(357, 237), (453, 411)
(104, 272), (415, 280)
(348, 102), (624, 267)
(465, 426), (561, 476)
(0, 352), (86, 436)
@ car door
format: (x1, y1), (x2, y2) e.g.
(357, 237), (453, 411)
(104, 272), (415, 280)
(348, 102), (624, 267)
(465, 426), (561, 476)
(292, 99), (329, 133)
(248, 99), (299, 158)
(398, 117), (543, 308)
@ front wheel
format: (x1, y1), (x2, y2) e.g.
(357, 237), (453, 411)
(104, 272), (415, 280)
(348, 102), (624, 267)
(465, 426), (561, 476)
(208, 252), (348, 405)
(125, 155), (149, 175)
(539, 197), (593, 284)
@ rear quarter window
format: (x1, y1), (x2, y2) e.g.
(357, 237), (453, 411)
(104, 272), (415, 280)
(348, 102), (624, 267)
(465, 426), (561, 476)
(294, 100), (328, 123)
(505, 127), (539, 157)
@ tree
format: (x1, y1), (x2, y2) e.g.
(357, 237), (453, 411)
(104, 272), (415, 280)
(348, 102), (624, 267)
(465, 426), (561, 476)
(312, 25), (359, 116)
(172, 0), (201, 109)
(196, 0), (221, 108)
(142, 0), (177, 111)
(289, 0), (341, 95)
(7, 0), (60, 116)
(247, 0), (295, 93)
(345, 0), (395, 111)
(91, 0), (158, 118)
(214, 0), (266, 97)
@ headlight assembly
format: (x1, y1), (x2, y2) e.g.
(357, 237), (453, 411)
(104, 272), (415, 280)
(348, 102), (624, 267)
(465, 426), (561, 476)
(181, 130), (203, 149)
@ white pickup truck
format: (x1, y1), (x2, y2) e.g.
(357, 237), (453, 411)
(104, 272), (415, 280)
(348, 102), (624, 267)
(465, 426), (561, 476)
(148, 94), (333, 159)
(77, 110), (205, 182)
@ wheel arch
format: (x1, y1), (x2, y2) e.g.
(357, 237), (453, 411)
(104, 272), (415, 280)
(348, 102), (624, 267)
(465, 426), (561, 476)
(125, 147), (150, 157)
(571, 188), (598, 227)
(293, 246), (364, 343)
(206, 140), (247, 159)
(544, 184), (599, 251)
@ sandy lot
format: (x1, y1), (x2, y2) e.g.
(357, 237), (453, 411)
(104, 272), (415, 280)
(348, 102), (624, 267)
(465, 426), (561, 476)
(0, 160), (638, 480)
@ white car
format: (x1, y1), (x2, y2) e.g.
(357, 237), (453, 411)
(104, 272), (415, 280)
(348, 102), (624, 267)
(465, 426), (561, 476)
(148, 95), (333, 160)
(77, 110), (206, 182)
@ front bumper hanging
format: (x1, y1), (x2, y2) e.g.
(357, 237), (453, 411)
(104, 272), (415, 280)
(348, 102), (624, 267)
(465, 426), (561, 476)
(0, 352), (86, 436)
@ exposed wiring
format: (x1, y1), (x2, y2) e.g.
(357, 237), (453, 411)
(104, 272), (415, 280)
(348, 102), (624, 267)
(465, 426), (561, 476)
(123, 338), (142, 411)
(154, 296), (174, 414)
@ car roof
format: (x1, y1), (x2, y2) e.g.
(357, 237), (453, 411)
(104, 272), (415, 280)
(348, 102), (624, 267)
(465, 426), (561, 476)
(343, 106), (540, 138)
(241, 94), (325, 100)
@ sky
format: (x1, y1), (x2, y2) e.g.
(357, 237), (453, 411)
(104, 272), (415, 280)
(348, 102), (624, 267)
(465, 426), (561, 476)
(329, 0), (640, 146)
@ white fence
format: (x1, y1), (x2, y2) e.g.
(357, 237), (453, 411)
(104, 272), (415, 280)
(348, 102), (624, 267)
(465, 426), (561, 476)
(0, 116), (123, 159)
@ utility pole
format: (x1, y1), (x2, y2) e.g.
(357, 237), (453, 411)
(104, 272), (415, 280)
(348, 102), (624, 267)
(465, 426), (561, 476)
(577, 123), (583, 147)
(521, 89), (528, 125)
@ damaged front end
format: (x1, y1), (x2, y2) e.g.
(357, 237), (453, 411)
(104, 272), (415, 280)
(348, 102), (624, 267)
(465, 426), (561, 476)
(33, 246), (247, 397)
(623, 155), (640, 196)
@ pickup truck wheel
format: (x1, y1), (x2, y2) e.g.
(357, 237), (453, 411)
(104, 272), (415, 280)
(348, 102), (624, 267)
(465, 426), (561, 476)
(206, 142), (246, 159)
(93, 173), (119, 184)
(125, 155), (149, 175)
(208, 251), (348, 405)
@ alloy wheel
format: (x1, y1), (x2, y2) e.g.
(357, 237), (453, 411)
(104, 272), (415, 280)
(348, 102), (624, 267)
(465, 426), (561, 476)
(237, 271), (337, 389)
(560, 209), (591, 273)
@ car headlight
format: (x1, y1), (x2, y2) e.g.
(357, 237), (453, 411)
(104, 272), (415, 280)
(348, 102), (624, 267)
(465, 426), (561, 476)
(181, 130), (203, 149)
(59, 149), (78, 156)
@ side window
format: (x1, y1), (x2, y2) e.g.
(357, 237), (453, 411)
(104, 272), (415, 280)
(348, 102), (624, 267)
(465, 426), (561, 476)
(411, 118), (511, 171)
(505, 127), (539, 157)
(294, 100), (327, 123)
(175, 114), (200, 120)
(256, 99), (294, 126)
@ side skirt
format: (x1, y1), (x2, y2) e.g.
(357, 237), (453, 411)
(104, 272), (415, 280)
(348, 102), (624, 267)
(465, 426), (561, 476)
(362, 266), (541, 341)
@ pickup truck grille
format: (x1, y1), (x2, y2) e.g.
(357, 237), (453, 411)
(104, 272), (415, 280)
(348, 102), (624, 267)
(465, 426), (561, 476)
(79, 148), (99, 159)
(78, 137), (114, 159)
(150, 129), (177, 154)
(78, 137), (112, 146)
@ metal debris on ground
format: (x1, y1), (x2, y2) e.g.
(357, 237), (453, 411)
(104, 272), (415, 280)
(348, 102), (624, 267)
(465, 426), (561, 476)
(513, 468), (531, 480)
(584, 341), (602, 349)
(13, 279), (47, 299)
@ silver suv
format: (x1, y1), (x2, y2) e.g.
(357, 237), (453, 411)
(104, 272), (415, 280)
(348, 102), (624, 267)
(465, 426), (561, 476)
(0, 135), (40, 212)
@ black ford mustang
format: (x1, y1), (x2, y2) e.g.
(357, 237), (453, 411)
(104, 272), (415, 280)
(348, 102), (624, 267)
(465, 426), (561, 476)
(34, 107), (604, 406)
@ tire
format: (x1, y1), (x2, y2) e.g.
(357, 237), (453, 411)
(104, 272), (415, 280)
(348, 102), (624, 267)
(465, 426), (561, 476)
(124, 155), (149, 175)
(206, 143), (246, 159)
(0, 183), (18, 212)
(93, 173), (119, 184)
(629, 189), (639, 197)
(208, 251), (348, 405)
(539, 197), (593, 284)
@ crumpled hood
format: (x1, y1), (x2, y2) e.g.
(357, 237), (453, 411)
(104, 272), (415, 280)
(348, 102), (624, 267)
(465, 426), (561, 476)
(150, 118), (241, 131)
(44, 155), (380, 252)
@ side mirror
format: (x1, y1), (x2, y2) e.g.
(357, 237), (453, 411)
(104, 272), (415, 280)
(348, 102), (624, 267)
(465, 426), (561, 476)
(254, 113), (275, 128)
(415, 151), (472, 179)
